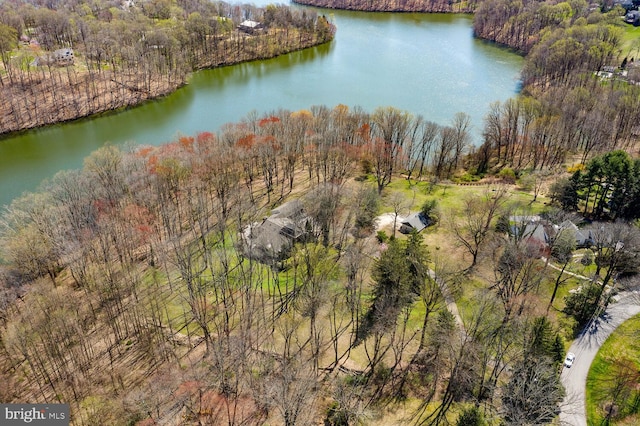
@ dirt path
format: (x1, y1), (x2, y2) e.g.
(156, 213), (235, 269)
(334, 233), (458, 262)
(540, 256), (594, 282)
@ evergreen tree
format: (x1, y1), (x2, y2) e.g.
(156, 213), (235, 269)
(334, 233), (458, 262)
(456, 406), (485, 426)
(357, 232), (429, 343)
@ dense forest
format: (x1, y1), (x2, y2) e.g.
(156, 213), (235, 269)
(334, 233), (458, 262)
(0, 0), (335, 134)
(1, 104), (640, 425)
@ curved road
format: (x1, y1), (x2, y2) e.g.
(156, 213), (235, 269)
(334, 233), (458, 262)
(559, 290), (640, 426)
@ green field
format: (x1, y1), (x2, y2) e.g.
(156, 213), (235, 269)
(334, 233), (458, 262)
(622, 24), (640, 58)
(586, 314), (640, 425)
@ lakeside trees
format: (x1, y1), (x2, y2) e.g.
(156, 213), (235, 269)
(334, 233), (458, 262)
(292, 0), (477, 13)
(470, 0), (640, 177)
(288, 0), (640, 180)
(470, 72), (640, 175)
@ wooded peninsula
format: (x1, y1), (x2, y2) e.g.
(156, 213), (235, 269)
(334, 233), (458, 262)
(2, 0), (640, 425)
(0, 0), (335, 135)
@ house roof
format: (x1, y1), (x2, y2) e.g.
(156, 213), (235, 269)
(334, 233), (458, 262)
(241, 199), (310, 262)
(524, 222), (548, 243)
(271, 199), (304, 220)
(400, 212), (429, 233)
(509, 215), (542, 224)
(238, 20), (262, 29)
(558, 220), (592, 245)
(511, 221), (549, 244)
(243, 218), (293, 258)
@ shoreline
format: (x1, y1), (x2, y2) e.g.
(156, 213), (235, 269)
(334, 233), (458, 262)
(0, 29), (335, 139)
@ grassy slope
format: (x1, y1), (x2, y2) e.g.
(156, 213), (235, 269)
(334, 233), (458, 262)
(586, 313), (640, 425)
(622, 24), (640, 59)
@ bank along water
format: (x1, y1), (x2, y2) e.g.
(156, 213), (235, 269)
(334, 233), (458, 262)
(0, 8), (523, 209)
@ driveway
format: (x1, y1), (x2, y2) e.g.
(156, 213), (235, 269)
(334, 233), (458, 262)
(559, 290), (640, 426)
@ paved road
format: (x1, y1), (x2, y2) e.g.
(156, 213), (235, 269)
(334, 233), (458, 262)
(559, 290), (640, 426)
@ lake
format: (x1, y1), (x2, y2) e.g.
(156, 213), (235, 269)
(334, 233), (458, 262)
(0, 6), (522, 209)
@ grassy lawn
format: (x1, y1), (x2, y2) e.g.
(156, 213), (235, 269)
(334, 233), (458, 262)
(622, 25), (640, 58)
(586, 313), (640, 425)
(382, 180), (549, 214)
(136, 178), (581, 367)
(380, 180), (575, 330)
(558, 249), (598, 278)
(456, 274), (492, 324)
(544, 273), (582, 310)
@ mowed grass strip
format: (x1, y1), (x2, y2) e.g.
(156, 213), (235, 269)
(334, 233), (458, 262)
(586, 313), (640, 425)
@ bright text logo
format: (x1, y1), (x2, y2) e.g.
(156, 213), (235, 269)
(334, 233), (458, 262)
(1, 404), (69, 425)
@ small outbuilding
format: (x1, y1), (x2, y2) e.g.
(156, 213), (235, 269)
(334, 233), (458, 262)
(31, 48), (75, 67)
(399, 212), (430, 234)
(238, 20), (263, 34)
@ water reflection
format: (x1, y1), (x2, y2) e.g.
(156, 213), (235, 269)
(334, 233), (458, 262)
(194, 42), (334, 90)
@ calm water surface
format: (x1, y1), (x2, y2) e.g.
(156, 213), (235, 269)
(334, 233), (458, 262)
(0, 7), (522, 208)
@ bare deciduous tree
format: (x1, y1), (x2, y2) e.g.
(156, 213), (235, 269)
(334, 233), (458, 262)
(450, 187), (508, 271)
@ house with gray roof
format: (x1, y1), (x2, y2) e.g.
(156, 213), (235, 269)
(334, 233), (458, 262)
(557, 220), (593, 248)
(399, 212), (430, 234)
(514, 221), (550, 244)
(241, 199), (311, 264)
(509, 216), (593, 257)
